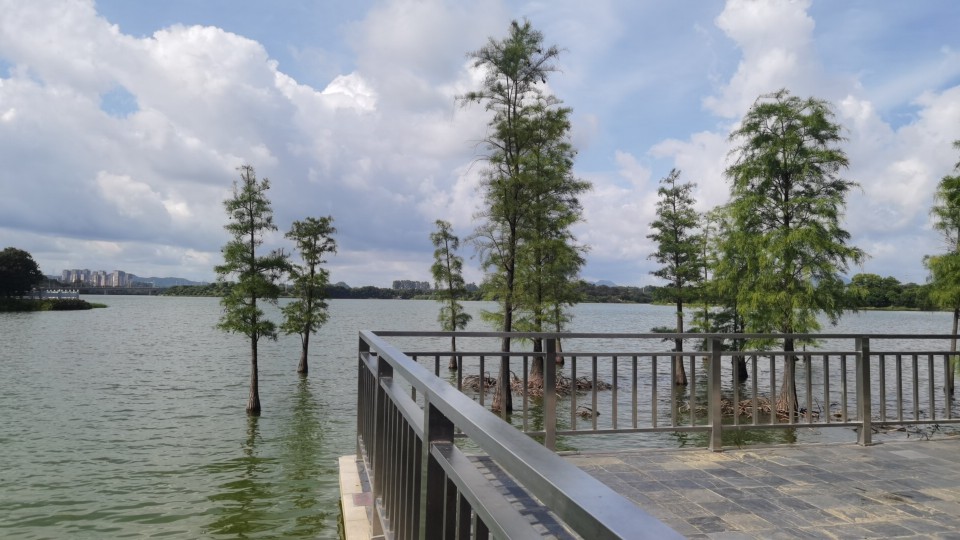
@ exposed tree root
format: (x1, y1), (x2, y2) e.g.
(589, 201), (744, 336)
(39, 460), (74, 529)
(679, 396), (820, 421)
(512, 374), (612, 398)
(461, 372), (613, 398)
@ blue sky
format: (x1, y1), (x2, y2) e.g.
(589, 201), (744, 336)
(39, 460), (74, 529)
(1, 0), (959, 287)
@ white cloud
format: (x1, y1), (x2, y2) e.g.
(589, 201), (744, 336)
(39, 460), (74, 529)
(705, 0), (819, 118)
(650, 130), (731, 211)
(578, 152), (655, 262)
(0, 0), (957, 288)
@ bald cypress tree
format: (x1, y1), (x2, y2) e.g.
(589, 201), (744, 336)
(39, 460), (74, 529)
(647, 169), (702, 386)
(282, 216), (336, 376)
(722, 90), (864, 414)
(430, 220), (471, 369)
(215, 165), (289, 415)
(462, 20), (564, 413)
(924, 140), (960, 394)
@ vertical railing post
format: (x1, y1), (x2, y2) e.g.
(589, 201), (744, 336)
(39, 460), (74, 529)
(545, 337), (558, 451)
(708, 337), (723, 452)
(856, 337), (872, 446)
(358, 334), (370, 457)
(945, 353), (954, 420)
(419, 400), (454, 538)
(373, 349), (393, 509)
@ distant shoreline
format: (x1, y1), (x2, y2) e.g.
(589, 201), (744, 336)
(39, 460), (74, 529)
(0, 298), (104, 312)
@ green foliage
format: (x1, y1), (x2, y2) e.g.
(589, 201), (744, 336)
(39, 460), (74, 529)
(161, 282), (235, 296)
(926, 140), (960, 312)
(693, 210), (748, 354)
(431, 220), (471, 333)
(576, 282), (655, 303)
(512, 102), (589, 336)
(0, 247), (45, 298)
(215, 165), (289, 343)
(721, 89), (864, 340)
(648, 169), (703, 304)
(0, 298), (95, 311)
(281, 217), (337, 344)
(48, 298), (94, 310)
(844, 273), (930, 309)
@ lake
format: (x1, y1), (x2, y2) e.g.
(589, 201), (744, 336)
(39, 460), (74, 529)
(0, 297), (953, 538)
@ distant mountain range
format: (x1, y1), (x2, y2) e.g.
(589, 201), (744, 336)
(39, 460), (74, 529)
(593, 280), (617, 287)
(130, 276), (207, 287)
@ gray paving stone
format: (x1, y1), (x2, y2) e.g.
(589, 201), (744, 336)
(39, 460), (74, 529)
(861, 521), (919, 537)
(565, 438), (960, 538)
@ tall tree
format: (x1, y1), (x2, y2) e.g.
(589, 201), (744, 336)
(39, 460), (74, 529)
(512, 101), (589, 387)
(647, 169), (702, 385)
(694, 208), (749, 382)
(430, 220), (472, 369)
(925, 139), (960, 393)
(723, 89), (864, 413)
(282, 216), (337, 376)
(0, 247), (44, 298)
(700, 206), (749, 382)
(462, 20), (563, 413)
(215, 165), (289, 415)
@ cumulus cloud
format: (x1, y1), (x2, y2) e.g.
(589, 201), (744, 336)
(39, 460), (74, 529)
(704, 0), (819, 117)
(0, 0), (509, 282)
(0, 0), (957, 288)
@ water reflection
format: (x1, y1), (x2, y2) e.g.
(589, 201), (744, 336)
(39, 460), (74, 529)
(280, 377), (328, 535)
(206, 416), (275, 537)
(203, 379), (331, 538)
(672, 426), (797, 448)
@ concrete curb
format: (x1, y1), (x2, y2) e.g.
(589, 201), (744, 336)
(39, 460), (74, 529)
(338, 455), (373, 540)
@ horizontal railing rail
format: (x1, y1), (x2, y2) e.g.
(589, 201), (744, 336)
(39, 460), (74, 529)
(376, 331), (960, 449)
(357, 330), (682, 539)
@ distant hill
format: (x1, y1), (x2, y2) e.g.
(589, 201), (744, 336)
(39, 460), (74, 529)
(131, 276), (206, 288)
(593, 279), (617, 287)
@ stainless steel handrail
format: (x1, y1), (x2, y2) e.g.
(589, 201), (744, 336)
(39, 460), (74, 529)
(357, 329), (682, 539)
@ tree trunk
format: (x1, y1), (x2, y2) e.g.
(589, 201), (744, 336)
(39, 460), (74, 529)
(447, 335), (458, 370)
(247, 336), (261, 416)
(297, 333), (309, 375)
(674, 303), (688, 385)
(492, 267), (515, 413)
(530, 339), (544, 389)
(733, 351), (748, 383)
(949, 307), (958, 395)
(776, 338), (798, 416)
(492, 338), (513, 413)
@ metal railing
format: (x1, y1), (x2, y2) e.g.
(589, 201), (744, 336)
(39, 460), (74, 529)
(357, 330), (682, 539)
(382, 331), (960, 452)
(357, 330), (960, 538)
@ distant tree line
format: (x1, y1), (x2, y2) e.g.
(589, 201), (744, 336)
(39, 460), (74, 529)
(844, 273), (933, 310)
(392, 279), (431, 291)
(0, 246), (96, 311)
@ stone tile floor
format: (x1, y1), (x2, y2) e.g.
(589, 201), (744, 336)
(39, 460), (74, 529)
(565, 437), (960, 539)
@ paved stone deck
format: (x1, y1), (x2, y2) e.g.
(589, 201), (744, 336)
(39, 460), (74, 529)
(565, 437), (960, 539)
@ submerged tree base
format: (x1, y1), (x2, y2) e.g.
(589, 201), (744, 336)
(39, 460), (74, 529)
(680, 396), (819, 422)
(461, 372), (613, 398)
(516, 374), (612, 397)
